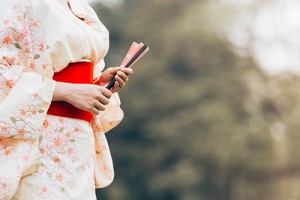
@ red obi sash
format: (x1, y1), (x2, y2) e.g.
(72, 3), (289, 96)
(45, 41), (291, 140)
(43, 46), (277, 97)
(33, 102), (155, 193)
(47, 61), (94, 122)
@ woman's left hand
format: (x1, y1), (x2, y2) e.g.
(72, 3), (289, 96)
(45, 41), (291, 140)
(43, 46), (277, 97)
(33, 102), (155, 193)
(96, 67), (133, 93)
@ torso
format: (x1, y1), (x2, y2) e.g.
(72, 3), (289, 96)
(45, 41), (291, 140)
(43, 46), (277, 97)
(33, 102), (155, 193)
(38, 0), (110, 73)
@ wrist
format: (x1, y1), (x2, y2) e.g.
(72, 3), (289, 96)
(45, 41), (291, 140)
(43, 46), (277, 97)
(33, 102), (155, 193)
(53, 82), (72, 102)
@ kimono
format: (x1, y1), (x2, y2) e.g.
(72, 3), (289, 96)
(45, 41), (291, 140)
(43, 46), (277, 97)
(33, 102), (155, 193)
(0, 0), (123, 199)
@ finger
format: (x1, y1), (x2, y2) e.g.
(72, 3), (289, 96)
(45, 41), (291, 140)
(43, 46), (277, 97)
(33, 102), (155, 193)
(94, 101), (105, 112)
(115, 75), (126, 87)
(91, 106), (100, 115)
(117, 71), (129, 82)
(100, 87), (112, 98)
(105, 67), (120, 75)
(113, 81), (120, 92)
(97, 95), (110, 105)
(119, 67), (133, 75)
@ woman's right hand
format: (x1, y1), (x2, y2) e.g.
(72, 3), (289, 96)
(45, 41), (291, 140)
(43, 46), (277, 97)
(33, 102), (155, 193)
(53, 82), (112, 115)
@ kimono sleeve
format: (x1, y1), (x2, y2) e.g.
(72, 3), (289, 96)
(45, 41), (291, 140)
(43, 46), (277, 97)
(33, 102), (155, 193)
(0, 0), (56, 140)
(92, 59), (124, 134)
(91, 59), (124, 188)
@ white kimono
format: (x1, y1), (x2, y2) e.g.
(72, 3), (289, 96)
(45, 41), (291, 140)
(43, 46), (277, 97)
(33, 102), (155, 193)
(0, 0), (123, 199)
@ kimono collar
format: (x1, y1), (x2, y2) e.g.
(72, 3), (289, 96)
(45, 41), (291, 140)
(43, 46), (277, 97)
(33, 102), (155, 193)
(68, 0), (98, 27)
(68, 0), (87, 19)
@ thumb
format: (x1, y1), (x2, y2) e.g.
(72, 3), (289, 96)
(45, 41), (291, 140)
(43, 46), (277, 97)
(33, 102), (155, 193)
(105, 67), (120, 75)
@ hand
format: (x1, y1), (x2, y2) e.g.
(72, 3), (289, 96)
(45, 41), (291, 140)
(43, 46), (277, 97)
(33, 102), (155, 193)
(53, 82), (112, 115)
(96, 67), (133, 93)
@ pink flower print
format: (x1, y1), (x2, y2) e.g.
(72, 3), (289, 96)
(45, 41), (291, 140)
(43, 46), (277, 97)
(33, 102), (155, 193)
(73, 126), (80, 133)
(41, 63), (51, 77)
(37, 183), (52, 199)
(28, 105), (40, 119)
(53, 136), (63, 147)
(39, 147), (45, 154)
(54, 137), (62, 146)
(52, 156), (61, 164)
(41, 154), (61, 170)
(42, 63), (47, 71)
(66, 131), (72, 138)
(2, 19), (10, 26)
(41, 61), (52, 75)
(33, 37), (46, 54)
(56, 173), (63, 182)
(16, 104), (30, 118)
(4, 145), (15, 157)
(22, 36), (31, 47)
(52, 168), (70, 188)
(42, 119), (49, 129)
(58, 117), (65, 124)
(0, 178), (10, 195)
(34, 59), (51, 77)
(28, 61), (36, 71)
(63, 140), (75, 156)
(16, 14), (24, 23)
(52, 62), (64, 72)
(93, 124), (103, 133)
(0, 76), (14, 94)
(0, 122), (9, 137)
(66, 146), (74, 155)
(31, 90), (42, 101)
(23, 46), (32, 56)
(15, 105), (40, 119)
(25, 61), (37, 73)
(2, 55), (18, 65)
(0, 140), (7, 150)
(0, 65), (22, 94)
(14, 27), (30, 43)
(0, 29), (15, 50)
(44, 132), (68, 152)
(28, 15), (42, 33)
(62, 128), (77, 146)
(62, 143), (78, 166)
(9, 120), (34, 139)
(17, 148), (31, 167)
(2, 35), (12, 46)
(0, 145), (16, 160)
(39, 44), (45, 53)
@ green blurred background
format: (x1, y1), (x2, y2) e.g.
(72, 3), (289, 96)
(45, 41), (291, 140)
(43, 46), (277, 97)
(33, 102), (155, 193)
(88, 0), (300, 199)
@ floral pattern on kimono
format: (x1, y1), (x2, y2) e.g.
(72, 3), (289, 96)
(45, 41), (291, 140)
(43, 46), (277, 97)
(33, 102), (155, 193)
(0, 0), (124, 199)
(0, 0), (55, 199)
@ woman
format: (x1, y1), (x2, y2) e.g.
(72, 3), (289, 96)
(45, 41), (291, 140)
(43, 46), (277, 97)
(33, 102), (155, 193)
(0, 0), (132, 199)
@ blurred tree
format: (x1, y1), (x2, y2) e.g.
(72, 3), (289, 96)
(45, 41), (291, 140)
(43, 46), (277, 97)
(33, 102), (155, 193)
(91, 0), (300, 200)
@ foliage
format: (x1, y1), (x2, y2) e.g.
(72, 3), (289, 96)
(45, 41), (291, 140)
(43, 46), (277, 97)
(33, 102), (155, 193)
(92, 1), (300, 199)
